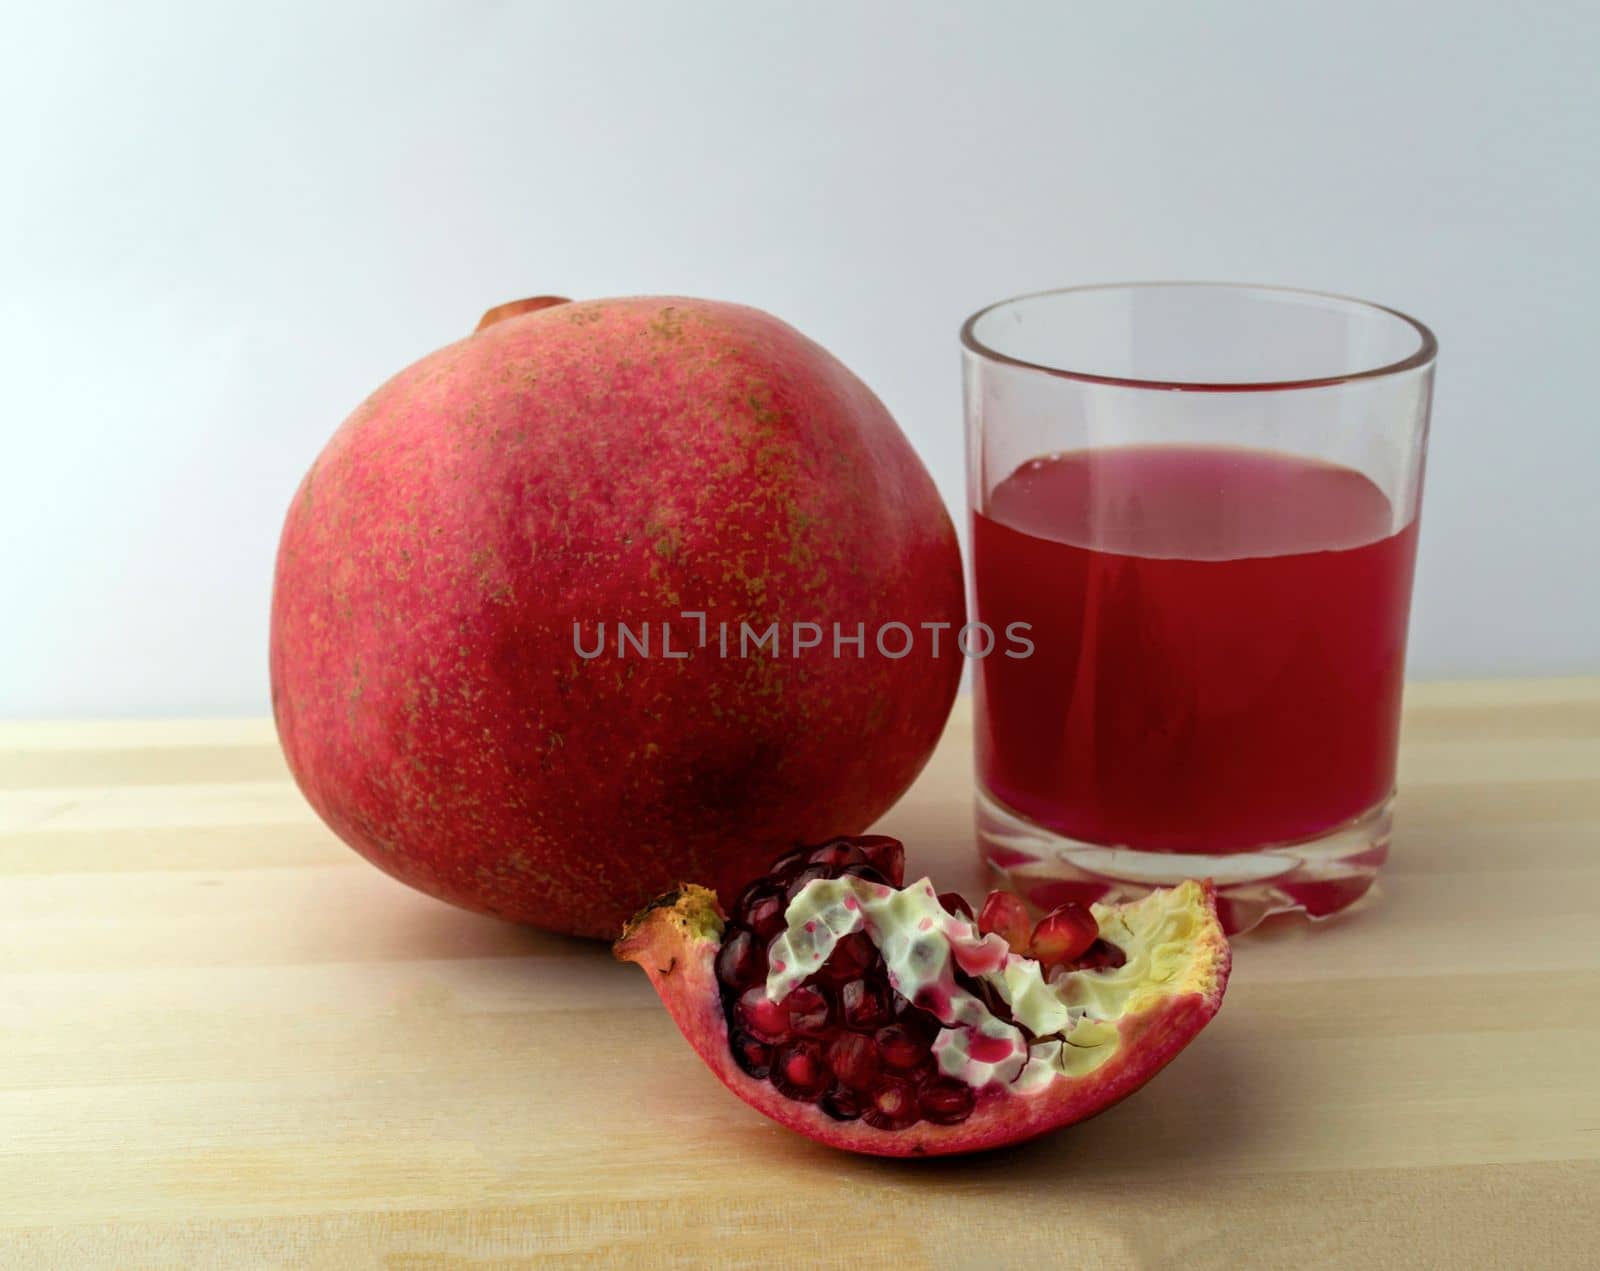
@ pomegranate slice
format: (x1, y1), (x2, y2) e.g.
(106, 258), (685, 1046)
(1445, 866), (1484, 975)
(616, 835), (1230, 1157)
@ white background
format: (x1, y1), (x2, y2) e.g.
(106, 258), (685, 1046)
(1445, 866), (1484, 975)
(3, 1), (1596, 717)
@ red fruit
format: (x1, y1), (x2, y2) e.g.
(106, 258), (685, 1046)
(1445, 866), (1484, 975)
(1031, 903), (1099, 968)
(805, 839), (871, 870)
(733, 987), (791, 1044)
(852, 836), (906, 887)
(772, 1041), (831, 1102)
(736, 884), (788, 941)
(826, 1033), (881, 1089)
(890, 994), (942, 1043)
(729, 1031), (772, 1080)
(820, 1086), (864, 1122)
(713, 929), (767, 989)
(864, 1078), (920, 1131)
(615, 841), (1231, 1158)
(785, 866), (833, 904)
(840, 979), (891, 1031)
(819, 932), (877, 984)
(1071, 939), (1128, 972)
(767, 848), (813, 880)
(938, 892), (975, 921)
(978, 891), (1032, 950)
(786, 985), (835, 1037)
(875, 1023), (933, 1072)
(918, 1076), (976, 1126)
(270, 297), (965, 937)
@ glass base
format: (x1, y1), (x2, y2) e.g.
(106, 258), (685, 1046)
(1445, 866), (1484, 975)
(976, 788), (1389, 935)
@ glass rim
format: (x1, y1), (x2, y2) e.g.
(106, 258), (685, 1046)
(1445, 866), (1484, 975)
(960, 281), (1438, 393)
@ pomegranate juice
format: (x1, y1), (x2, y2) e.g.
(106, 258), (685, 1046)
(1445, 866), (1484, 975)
(972, 445), (1419, 853)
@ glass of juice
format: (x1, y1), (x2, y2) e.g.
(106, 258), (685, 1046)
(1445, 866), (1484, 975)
(961, 283), (1436, 932)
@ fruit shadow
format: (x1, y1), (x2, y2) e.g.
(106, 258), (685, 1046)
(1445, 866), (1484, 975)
(383, 891), (603, 961)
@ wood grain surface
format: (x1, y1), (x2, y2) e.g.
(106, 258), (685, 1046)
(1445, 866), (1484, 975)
(2, 680), (1597, 1269)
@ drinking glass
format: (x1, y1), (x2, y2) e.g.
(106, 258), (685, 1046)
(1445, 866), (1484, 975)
(962, 283), (1436, 932)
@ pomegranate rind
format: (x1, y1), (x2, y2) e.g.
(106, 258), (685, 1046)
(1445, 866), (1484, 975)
(615, 879), (1230, 1158)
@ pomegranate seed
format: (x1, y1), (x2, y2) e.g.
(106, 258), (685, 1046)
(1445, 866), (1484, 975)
(714, 929), (767, 989)
(820, 1085), (863, 1121)
(864, 1077), (919, 1130)
(938, 891), (975, 921)
(1071, 938), (1128, 971)
(728, 1030), (772, 1080)
(786, 985), (834, 1037)
(838, 863), (889, 887)
(734, 987), (790, 1043)
(826, 1032), (881, 1089)
(768, 846), (811, 878)
(854, 836), (905, 887)
(978, 891), (1032, 950)
(745, 897), (786, 941)
(875, 1023), (932, 1071)
(1031, 903), (1098, 967)
(785, 865), (831, 903)
(772, 1040), (831, 1101)
(807, 839), (869, 870)
(818, 932), (875, 984)
(918, 1076), (975, 1125)
(890, 997), (940, 1042)
(840, 979), (891, 1031)
(736, 883), (788, 939)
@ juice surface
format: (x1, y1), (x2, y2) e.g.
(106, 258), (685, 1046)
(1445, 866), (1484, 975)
(972, 444), (1419, 853)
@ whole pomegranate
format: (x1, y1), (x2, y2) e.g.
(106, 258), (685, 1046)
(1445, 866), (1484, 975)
(270, 297), (964, 937)
(616, 836), (1231, 1156)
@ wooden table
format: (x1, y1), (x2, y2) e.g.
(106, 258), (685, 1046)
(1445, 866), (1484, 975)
(2, 680), (1597, 1269)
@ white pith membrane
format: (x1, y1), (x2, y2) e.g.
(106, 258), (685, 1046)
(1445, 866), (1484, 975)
(766, 875), (1196, 1094)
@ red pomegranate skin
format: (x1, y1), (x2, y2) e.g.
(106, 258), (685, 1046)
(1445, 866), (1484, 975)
(270, 297), (965, 937)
